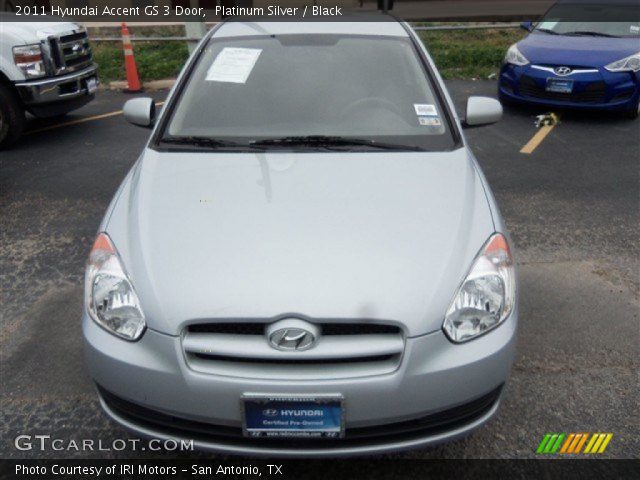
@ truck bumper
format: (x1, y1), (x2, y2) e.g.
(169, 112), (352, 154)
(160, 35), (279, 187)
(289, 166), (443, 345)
(14, 64), (98, 117)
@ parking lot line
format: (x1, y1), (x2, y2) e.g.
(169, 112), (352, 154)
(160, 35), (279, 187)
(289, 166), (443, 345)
(520, 123), (557, 155)
(27, 102), (165, 135)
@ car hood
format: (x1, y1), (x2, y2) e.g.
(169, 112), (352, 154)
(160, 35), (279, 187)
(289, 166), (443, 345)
(519, 33), (638, 67)
(106, 148), (496, 337)
(0, 19), (81, 43)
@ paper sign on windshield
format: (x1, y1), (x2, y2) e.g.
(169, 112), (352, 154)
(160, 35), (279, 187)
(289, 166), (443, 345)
(538, 21), (558, 30)
(414, 104), (438, 116)
(206, 48), (262, 84)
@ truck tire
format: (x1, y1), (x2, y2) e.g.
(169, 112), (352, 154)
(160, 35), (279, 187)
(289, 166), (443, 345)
(0, 83), (26, 149)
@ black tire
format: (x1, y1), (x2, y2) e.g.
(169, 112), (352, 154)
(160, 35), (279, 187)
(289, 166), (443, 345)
(0, 83), (26, 149)
(623, 102), (639, 120)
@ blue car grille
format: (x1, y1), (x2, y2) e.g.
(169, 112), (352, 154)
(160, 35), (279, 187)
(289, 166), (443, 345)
(519, 75), (606, 104)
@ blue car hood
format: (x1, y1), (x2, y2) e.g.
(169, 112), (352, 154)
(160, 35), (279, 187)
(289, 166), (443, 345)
(519, 33), (639, 67)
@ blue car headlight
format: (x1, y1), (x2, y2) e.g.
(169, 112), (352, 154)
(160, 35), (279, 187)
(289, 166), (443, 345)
(605, 52), (640, 73)
(504, 44), (529, 67)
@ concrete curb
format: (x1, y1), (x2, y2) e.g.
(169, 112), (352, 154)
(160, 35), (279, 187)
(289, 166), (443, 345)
(105, 79), (176, 91)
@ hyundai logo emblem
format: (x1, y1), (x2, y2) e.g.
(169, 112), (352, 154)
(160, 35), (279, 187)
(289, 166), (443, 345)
(269, 328), (315, 351)
(262, 409), (279, 417)
(554, 66), (572, 76)
(266, 318), (320, 351)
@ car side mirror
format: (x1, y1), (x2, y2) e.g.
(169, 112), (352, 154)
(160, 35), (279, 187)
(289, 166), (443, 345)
(463, 96), (503, 128)
(123, 97), (156, 128)
(520, 21), (533, 32)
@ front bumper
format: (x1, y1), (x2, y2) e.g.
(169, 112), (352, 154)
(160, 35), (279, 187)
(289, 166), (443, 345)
(15, 64), (98, 107)
(499, 63), (639, 111)
(83, 310), (517, 456)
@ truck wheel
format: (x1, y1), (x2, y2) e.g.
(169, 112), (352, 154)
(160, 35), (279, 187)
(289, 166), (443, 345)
(0, 83), (26, 149)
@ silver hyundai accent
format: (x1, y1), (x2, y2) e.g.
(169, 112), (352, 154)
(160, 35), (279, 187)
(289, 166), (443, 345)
(83, 18), (517, 456)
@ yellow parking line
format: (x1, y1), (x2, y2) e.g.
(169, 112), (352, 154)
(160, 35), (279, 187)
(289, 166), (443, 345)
(27, 101), (164, 135)
(520, 123), (556, 155)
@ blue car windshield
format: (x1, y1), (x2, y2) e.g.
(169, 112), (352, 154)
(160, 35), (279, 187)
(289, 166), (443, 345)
(535, 4), (640, 37)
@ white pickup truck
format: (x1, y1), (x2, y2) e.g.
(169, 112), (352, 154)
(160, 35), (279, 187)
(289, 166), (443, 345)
(0, 14), (98, 147)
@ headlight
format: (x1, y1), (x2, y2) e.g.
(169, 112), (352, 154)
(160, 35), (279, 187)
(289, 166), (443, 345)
(85, 233), (146, 341)
(443, 233), (516, 343)
(504, 44), (529, 66)
(13, 44), (46, 78)
(605, 52), (640, 72)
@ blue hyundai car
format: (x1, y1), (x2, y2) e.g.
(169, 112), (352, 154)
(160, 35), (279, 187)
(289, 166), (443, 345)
(499, 0), (640, 118)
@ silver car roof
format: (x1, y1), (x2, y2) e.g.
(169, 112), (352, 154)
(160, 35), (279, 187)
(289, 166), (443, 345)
(214, 20), (409, 38)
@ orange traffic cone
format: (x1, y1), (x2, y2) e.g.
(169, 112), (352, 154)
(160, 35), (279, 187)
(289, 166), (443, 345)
(121, 23), (141, 92)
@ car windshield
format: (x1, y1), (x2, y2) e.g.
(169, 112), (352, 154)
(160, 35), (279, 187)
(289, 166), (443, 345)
(535, 4), (640, 37)
(161, 34), (456, 151)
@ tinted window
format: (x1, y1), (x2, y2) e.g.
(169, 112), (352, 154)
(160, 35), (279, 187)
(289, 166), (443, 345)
(536, 4), (640, 37)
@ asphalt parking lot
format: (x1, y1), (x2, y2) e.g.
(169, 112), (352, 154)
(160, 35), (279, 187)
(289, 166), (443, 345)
(0, 81), (638, 459)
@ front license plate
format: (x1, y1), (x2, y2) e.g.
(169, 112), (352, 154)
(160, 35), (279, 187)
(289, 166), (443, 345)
(546, 77), (574, 93)
(86, 77), (98, 94)
(242, 395), (344, 438)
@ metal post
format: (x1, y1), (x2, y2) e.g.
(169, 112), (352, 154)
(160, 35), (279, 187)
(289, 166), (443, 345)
(185, 21), (206, 53)
(185, 0), (207, 54)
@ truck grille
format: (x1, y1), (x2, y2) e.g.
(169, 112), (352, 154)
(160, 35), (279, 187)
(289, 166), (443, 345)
(49, 30), (93, 75)
(182, 321), (404, 380)
(519, 75), (606, 104)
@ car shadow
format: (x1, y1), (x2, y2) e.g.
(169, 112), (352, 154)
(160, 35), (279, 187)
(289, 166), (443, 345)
(502, 102), (636, 126)
(23, 113), (84, 133)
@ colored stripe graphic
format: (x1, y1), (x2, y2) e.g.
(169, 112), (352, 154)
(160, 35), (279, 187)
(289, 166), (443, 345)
(536, 433), (565, 454)
(585, 433), (613, 454)
(575, 433), (589, 453)
(584, 433), (599, 453)
(591, 434), (607, 453)
(537, 434), (553, 454)
(550, 434), (565, 453)
(560, 433), (575, 453)
(538, 433), (613, 454)
(566, 433), (580, 453)
(544, 434), (559, 453)
(598, 434), (613, 453)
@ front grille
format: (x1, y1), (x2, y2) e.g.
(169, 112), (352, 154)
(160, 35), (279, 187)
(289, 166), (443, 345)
(59, 31), (87, 43)
(187, 322), (401, 336)
(48, 30), (93, 75)
(519, 75), (606, 104)
(98, 384), (503, 447)
(183, 321), (404, 380)
(193, 353), (397, 365)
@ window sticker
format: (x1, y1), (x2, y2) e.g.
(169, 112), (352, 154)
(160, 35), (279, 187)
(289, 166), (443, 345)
(419, 116), (442, 126)
(206, 48), (262, 84)
(538, 21), (558, 30)
(631, 25), (640, 34)
(414, 104), (438, 116)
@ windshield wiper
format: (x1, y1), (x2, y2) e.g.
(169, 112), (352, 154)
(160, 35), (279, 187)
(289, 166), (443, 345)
(160, 135), (261, 150)
(249, 135), (423, 151)
(536, 28), (559, 35)
(564, 31), (618, 38)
